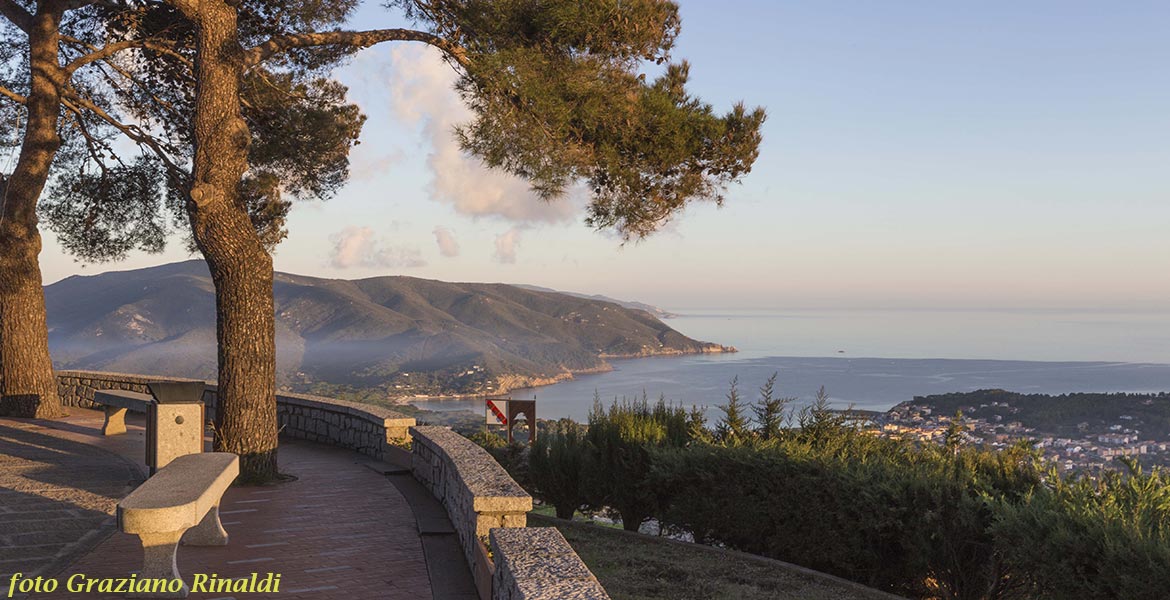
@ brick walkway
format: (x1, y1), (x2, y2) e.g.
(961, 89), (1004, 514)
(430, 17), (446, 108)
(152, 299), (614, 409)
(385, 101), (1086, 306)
(1, 412), (433, 599)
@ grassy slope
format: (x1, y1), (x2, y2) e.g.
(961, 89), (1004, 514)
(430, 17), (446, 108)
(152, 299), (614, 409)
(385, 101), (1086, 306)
(529, 514), (903, 600)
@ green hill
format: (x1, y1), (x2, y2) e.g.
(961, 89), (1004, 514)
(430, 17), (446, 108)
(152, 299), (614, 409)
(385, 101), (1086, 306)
(44, 261), (730, 395)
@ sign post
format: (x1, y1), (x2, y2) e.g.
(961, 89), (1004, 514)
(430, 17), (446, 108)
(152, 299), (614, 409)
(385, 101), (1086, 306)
(485, 396), (537, 445)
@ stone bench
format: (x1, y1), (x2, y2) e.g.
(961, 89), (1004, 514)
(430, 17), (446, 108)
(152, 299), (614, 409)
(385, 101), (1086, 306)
(93, 389), (154, 436)
(117, 452), (239, 598)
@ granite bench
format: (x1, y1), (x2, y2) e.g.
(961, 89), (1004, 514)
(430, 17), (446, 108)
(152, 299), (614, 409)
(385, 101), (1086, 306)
(93, 389), (154, 436)
(117, 452), (239, 598)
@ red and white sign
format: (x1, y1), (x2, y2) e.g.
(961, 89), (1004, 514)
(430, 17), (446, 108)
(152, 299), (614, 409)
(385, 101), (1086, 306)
(486, 399), (508, 425)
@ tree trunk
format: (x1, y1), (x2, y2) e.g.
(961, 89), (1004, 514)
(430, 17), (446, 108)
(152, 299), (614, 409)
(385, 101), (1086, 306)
(555, 504), (576, 520)
(0, 6), (67, 419)
(184, 0), (278, 482)
(620, 509), (646, 532)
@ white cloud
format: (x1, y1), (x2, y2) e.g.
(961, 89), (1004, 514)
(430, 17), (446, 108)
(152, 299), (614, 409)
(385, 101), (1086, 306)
(386, 46), (579, 225)
(433, 226), (460, 258)
(494, 227), (526, 264)
(329, 226), (426, 269)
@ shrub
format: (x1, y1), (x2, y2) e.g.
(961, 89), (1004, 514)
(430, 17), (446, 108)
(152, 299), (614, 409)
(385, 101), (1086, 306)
(652, 421), (1042, 599)
(584, 397), (692, 531)
(528, 419), (589, 519)
(992, 461), (1170, 599)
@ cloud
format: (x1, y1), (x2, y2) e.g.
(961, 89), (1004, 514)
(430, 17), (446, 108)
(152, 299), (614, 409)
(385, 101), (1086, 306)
(386, 46), (579, 225)
(347, 147), (406, 182)
(433, 226), (460, 258)
(494, 227), (526, 264)
(329, 226), (427, 269)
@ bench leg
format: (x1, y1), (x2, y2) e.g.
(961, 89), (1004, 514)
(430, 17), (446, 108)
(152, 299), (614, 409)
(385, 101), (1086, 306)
(127, 530), (189, 599)
(102, 406), (128, 435)
(182, 502), (229, 546)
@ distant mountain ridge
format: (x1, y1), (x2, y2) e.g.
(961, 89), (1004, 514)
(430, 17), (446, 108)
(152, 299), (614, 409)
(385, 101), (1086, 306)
(514, 284), (678, 319)
(44, 261), (730, 396)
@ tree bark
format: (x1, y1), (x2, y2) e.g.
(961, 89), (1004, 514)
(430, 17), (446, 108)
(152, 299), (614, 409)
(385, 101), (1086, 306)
(183, 0), (278, 482)
(0, 5), (67, 419)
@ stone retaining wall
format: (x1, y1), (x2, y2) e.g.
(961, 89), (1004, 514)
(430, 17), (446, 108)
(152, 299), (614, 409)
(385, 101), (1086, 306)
(410, 426), (531, 576)
(55, 370), (413, 460)
(57, 370), (209, 409)
(490, 528), (610, 600)
(269, 391), (414, 459)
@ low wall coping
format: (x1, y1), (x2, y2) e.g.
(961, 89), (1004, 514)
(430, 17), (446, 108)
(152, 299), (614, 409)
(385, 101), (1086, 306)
(490, 528), (610, 600)
(275, 391), (414, 428)
(57, 370), (209, 384)
(58, 369), (413, 426)
(410, 425), (532, 513)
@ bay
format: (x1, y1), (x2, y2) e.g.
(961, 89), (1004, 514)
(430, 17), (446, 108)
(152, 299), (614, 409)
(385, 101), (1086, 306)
(411, 308), (1170, 421)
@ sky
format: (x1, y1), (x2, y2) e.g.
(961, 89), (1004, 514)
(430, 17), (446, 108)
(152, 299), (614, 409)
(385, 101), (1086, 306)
(36, 1), (1170, 311)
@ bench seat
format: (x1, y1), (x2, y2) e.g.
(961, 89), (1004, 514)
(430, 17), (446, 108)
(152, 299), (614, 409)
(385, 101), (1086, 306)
(93, 390), (153, 436)
(117, 452), (239, 598)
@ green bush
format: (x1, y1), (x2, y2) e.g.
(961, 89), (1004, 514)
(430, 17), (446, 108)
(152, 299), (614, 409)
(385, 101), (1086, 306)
(494, 377), (1170, 600)
(652, 432), (1041, 599)
(992, 461), (1170, 600)
(583, 396), (694, 531)
(528, 419), (589, 519)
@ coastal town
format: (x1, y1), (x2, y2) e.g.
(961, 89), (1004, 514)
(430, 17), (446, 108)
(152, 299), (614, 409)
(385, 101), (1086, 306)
(879, 397), (1170, 472)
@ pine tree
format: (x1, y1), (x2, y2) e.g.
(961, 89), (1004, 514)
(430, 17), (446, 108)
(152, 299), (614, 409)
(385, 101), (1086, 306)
(752, 372), (791, 441)
(716, 376), (751, 444)
(2, 0), (765, 480)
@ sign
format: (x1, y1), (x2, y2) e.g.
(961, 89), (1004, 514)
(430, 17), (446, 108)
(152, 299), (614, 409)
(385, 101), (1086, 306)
(486, 398), (508, 425)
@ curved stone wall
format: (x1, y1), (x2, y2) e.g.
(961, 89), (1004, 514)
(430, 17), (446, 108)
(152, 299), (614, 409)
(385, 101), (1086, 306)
(56, 370), (412, 460)
(410, 426), (531, 575)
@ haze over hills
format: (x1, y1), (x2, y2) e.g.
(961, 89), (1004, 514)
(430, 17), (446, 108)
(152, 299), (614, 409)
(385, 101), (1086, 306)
(44, 261), (730, 396)
(513, 285), (678, 319)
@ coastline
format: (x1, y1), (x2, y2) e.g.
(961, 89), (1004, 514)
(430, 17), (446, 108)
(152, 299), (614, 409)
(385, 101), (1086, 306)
(397, 343), (737, 405)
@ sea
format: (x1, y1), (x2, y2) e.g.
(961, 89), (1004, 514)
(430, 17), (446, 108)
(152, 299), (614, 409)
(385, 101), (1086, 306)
(410, 308), (1170, 422)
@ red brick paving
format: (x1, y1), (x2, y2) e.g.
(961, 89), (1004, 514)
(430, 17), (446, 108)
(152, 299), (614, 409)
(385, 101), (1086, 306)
(10, 413), (432, 600)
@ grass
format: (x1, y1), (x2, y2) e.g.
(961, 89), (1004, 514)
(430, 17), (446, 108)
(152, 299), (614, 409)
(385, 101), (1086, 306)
(530, 514), (902, 600)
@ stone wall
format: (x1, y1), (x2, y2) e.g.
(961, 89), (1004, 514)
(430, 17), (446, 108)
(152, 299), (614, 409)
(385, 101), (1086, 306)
(490, 528), (610, 600)
(55, 370), (413, 460)
(269, 391), (414, 460)
(57, 370), (209, 409)
(410, 426), (532, 583)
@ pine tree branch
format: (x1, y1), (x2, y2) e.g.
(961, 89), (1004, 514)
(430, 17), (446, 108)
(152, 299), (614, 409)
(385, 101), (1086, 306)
(64, 36), (191, 74)
(62, 89), (189, 186)
(242, 28), (469, 70)
(0, 0), (32, 34)
(0, 84), (26, 104)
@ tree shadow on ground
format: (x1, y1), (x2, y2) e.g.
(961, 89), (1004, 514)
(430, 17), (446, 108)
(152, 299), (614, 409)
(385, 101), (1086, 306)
(0, 422), (141, 591)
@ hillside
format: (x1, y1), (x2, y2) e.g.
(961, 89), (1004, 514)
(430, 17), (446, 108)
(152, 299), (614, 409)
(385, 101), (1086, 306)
(44, 261), (729, 396)
(514, 284), (678, 319)
(893, 389), (1170, 440)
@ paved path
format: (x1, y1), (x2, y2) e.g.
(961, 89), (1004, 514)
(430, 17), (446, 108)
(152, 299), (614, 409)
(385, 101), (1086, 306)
(1, 411), (434, 599)
(0, 417), (140, 583)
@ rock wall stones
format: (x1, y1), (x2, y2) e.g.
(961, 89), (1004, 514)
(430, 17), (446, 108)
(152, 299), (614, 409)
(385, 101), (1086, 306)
(270, 391), (414, 460)
(55, 370), (413, 460)
(490, 528), (610, 600)
(410, 426), (532, 580)
(57, 371), (208, 409)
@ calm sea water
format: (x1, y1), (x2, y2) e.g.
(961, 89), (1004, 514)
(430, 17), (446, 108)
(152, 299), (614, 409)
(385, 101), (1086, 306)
(411, 309), (1170, 421)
